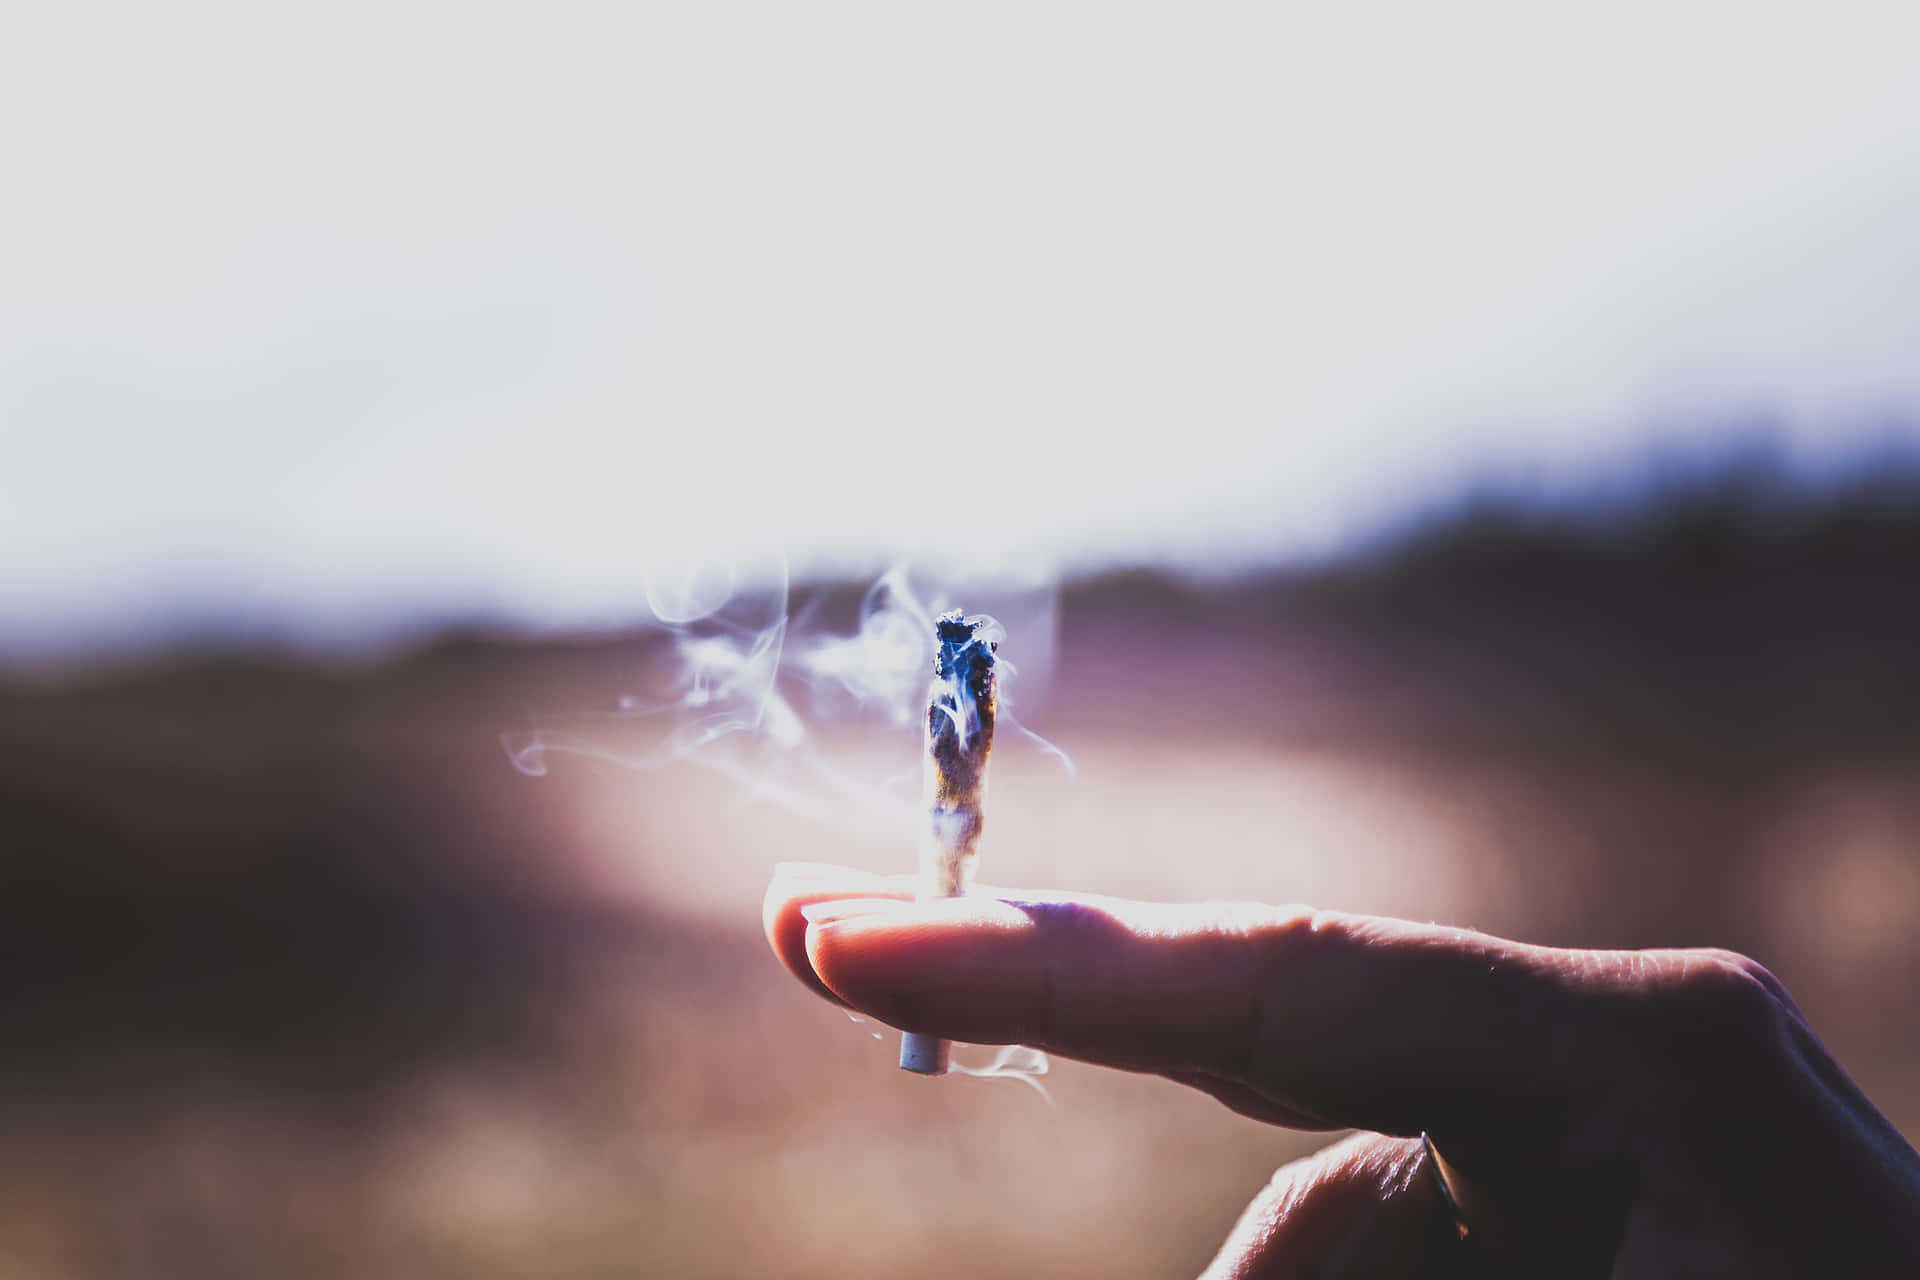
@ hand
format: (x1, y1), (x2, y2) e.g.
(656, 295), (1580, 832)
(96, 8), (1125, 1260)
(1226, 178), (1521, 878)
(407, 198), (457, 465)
(764, 864), (1920, 1277)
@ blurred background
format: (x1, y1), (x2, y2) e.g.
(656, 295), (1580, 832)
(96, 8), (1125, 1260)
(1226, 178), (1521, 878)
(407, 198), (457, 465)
(4, 4), (1920, 1276)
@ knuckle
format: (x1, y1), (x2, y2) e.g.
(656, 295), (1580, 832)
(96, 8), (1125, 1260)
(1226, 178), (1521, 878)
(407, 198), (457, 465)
(1695, 948), (1787, 1000)
(1661, 948), (1796, 1064)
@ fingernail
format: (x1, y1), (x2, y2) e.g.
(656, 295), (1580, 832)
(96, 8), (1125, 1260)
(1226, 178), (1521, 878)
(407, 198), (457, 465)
(800, 897), (914, 926)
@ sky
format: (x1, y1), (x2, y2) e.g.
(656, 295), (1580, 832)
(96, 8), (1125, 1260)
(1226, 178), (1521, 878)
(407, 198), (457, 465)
(3, 3), (1919, 655)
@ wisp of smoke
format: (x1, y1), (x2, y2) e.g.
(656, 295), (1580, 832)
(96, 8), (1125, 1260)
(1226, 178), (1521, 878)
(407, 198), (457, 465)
(502, 559), (1065, 803)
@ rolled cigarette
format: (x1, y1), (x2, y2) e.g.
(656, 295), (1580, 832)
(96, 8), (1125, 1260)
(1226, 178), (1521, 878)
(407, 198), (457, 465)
(900, 610), (997, 1075)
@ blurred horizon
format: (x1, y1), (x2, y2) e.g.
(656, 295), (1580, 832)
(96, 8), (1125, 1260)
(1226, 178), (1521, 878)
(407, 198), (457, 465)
(8, 424), (1920, 666)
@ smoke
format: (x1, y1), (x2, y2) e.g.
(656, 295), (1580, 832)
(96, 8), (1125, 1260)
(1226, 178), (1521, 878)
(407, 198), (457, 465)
(502, 557), (1066, 802)
(848, 1012), (1049, 1099)
(948, 1045), (1052, 1101)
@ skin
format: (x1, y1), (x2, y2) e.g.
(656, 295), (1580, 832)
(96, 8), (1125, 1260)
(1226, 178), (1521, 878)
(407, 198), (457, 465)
(763, 863), (1920, 1278)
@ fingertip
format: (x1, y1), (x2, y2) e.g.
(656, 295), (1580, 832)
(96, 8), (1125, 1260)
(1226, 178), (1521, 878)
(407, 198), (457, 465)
(761, 865), (912, 1005)
(804, 896), (1042, 1035)
(802, 906), (920, 1022)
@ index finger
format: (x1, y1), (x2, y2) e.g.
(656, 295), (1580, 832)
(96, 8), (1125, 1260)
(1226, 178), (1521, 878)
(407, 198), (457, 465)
(794, 887), (1664, 1144)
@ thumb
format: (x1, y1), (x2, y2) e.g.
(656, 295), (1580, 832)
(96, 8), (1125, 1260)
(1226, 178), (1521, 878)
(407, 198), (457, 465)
(1201, 1133), (1463, 1280)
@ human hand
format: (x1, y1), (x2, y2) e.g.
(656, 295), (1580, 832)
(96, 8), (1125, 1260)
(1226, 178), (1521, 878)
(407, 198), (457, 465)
(764, 864), (1920, 1277)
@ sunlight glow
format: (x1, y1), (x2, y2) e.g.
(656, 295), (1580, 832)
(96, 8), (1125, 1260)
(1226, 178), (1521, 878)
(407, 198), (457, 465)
(3, 3), (1918, 653)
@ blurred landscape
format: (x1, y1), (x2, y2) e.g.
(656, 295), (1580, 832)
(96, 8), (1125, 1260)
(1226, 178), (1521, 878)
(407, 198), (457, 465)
(5, 462), (1920, 1278)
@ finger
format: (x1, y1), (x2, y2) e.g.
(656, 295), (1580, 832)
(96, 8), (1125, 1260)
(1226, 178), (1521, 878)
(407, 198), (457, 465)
(760, 866), (1036, 1006)
(771, 873), (1345, 1129)
(803, 891), (1634, 1141)
(761, 863), (914, 1006)
(1201, 1133), (1458, 1280)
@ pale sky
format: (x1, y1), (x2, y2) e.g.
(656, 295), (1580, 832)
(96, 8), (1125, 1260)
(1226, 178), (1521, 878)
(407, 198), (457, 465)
(4, 3), (1919, 655)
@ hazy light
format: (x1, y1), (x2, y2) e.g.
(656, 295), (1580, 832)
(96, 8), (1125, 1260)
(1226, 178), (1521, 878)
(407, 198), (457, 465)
(4, 3), (1919, 654)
